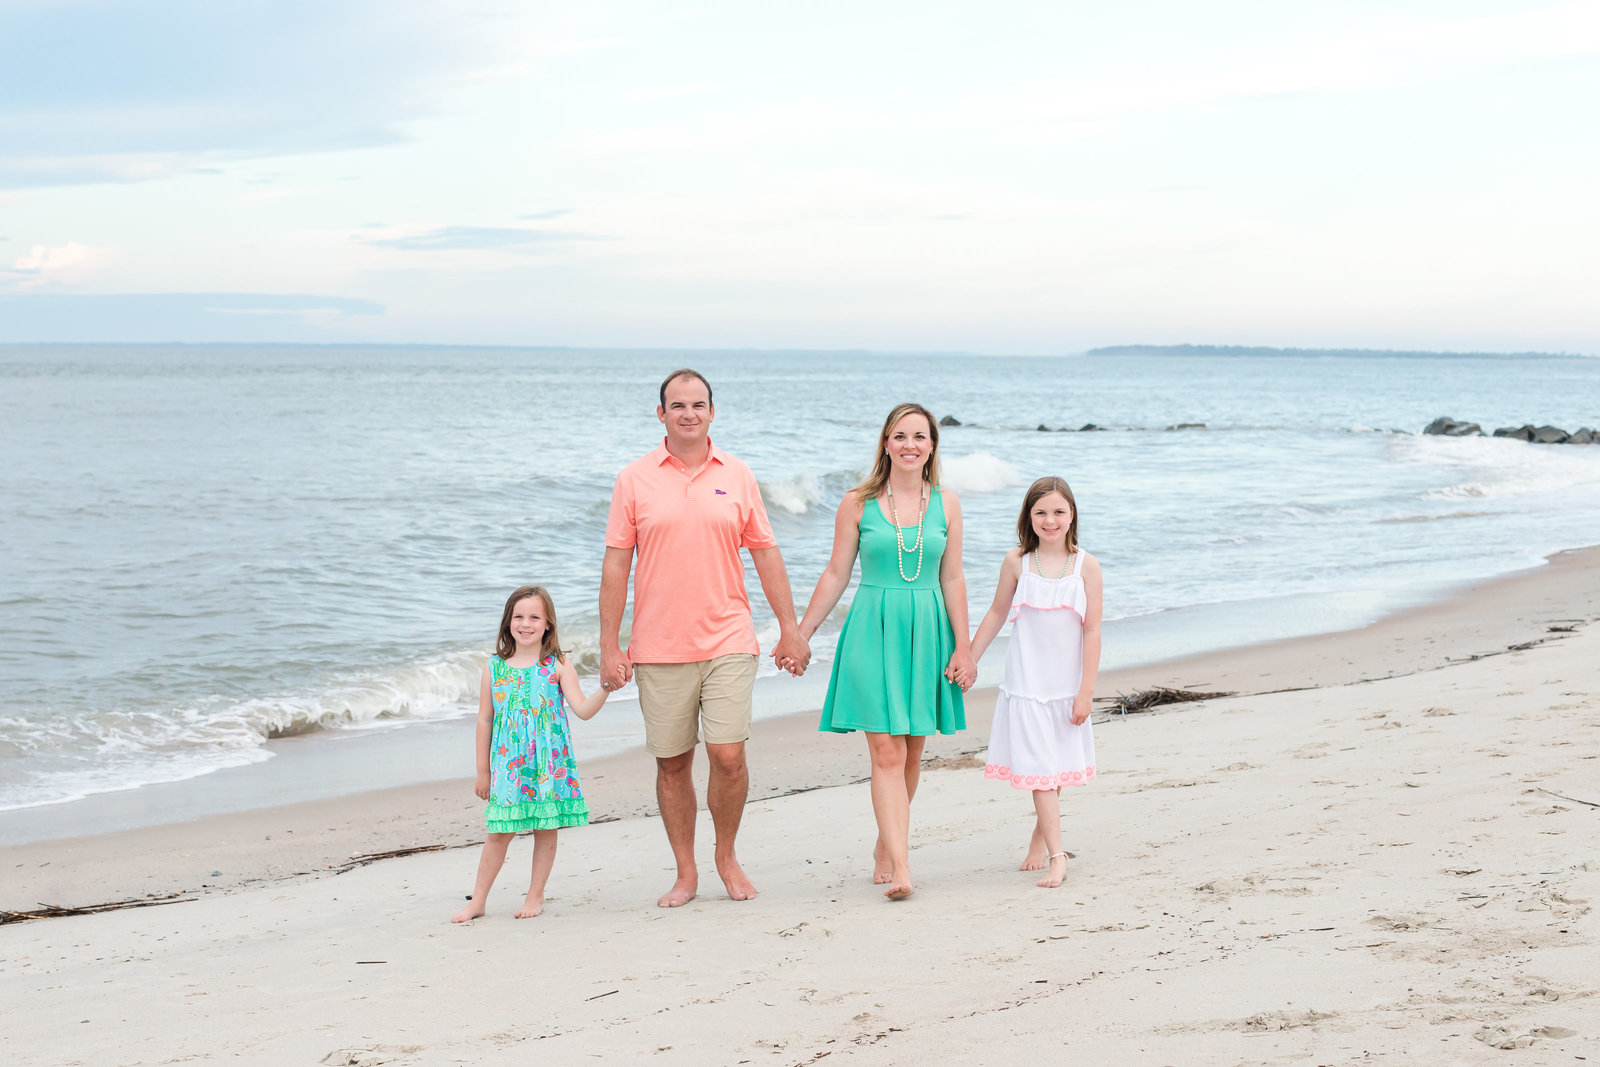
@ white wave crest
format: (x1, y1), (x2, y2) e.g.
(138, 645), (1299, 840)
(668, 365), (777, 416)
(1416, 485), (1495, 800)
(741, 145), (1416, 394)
(760, 471), (824, 514)
(1397, 433), (1600, 502)
(940, 451), (1023, 494)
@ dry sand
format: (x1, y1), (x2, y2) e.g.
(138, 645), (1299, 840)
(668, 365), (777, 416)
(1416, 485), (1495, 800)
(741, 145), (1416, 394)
(3, 549), (1598, 1065)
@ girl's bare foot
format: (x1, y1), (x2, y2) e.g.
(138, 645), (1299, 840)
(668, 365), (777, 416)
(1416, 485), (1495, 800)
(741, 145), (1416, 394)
(451, 901), (486, 923)
(1036, 852), (1067, 889)
(873, 838), (894, 884)
(515, 895), (544, 918)
(1020, 826), (1048, 870)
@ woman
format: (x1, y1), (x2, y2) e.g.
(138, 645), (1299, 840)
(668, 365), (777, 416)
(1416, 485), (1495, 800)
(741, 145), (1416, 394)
(798, 402), (975, 900)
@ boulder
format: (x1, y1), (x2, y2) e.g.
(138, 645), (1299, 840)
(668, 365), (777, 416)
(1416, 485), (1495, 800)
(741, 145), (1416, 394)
(939, 414), (961, 427)
(1166, 422), (1205, 431)
(1078, 423), (1103, 432)
(1036, 424), (1051, 432)
(1532, 425), (1570, 444)
(1567, 427), (1595, 444)
(1425, 416), (1482, 436)
(1493, 425), (1536, 441)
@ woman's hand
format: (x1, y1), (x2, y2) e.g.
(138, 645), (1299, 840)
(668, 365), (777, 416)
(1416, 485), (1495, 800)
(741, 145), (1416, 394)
(474, 771), (491, 801)
(1070, 694), (1092, 726)
(945, 649), (977, 691)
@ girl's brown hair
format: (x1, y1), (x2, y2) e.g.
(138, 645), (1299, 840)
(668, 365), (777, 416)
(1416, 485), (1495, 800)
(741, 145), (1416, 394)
(854, 402), (941, 500)
(495, 585), (566, 663)
(1016, 476), (1079, 556)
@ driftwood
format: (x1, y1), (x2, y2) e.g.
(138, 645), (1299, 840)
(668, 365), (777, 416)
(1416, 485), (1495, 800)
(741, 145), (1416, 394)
(332, 843), (463, 874)
(1, 891), (194, 925)
(1112, 686), (1234, 715)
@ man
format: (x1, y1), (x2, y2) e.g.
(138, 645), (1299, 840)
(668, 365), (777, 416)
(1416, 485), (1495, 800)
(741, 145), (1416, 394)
(600, 368), (811, 907)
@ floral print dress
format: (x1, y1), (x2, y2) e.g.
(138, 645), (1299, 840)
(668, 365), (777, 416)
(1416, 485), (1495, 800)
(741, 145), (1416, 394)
(485, 654), (589, 832)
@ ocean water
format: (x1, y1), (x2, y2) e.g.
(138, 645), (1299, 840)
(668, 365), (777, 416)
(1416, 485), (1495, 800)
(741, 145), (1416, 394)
(2, 345), (1599, 817)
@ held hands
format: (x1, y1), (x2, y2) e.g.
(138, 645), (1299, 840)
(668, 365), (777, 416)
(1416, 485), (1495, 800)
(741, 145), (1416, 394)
(474, 771), (491, 802)
(945, 649), (977, 692)
(770, 629), (812, 677)
(1070, 694), (1092, 726)
(600, 646), (633, 692)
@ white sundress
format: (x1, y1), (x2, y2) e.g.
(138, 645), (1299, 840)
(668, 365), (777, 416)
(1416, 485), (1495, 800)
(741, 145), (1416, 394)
(983, 550), (1096, 790)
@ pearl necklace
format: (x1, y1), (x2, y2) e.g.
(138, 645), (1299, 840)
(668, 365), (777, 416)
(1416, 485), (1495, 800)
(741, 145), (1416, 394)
(885, 483), (927, 583)
(1034, 550), (1072, 580)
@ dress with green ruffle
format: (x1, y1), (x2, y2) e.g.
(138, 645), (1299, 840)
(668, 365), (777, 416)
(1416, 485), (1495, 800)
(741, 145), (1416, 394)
(485, 654), (589, 832)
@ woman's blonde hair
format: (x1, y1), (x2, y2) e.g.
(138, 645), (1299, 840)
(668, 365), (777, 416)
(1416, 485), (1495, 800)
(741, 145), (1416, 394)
(855, 402), (941, 499)
(494, 585), (566, 663)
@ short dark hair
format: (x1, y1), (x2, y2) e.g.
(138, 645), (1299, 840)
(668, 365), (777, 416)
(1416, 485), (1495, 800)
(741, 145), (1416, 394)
(659, 368), (713, 408)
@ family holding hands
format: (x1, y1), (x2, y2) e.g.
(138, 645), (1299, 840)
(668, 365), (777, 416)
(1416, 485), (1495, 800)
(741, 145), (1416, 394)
(452, 369), (1102, 923)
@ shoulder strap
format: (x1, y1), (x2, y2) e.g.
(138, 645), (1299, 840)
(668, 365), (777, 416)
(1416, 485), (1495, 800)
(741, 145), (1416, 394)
(1072, 549), (1085, 576)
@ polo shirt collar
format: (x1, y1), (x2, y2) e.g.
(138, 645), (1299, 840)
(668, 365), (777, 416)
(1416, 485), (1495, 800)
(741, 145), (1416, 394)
(653, 436), (726, 470)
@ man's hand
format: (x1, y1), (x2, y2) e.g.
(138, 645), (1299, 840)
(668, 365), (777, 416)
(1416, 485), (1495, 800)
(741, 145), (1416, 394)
(770, 630), (811, 677)
(601, 646), (633, 690)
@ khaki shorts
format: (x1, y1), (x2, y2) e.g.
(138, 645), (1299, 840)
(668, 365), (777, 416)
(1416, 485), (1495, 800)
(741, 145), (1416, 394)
(634, 654), (757, 758)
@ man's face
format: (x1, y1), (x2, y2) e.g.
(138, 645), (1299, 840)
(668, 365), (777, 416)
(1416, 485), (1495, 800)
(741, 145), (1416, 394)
(657, 376), (714, 448)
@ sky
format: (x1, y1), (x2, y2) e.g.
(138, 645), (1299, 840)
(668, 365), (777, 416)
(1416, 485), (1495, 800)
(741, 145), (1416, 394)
(1, 0), (1597, 352)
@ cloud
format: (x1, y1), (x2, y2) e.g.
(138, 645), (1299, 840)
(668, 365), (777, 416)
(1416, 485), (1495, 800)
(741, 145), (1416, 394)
(517, 210), (573, 221)
(4, 242), (114, 287)
(0, 291), (383, 342)
(367, 226), (602, 251)
(0, 1), (590, 189)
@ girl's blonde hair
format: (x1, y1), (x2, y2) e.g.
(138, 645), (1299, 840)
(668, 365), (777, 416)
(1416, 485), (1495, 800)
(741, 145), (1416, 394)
(1016, 476), (1079, 556)
(495, 585), (566, 663)
(854, 402), (941, 499)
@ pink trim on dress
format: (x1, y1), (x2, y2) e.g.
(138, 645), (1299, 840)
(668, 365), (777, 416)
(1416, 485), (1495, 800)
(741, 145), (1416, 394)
(984, 763), (1096, 790)
(1005, 603), (1087, 624)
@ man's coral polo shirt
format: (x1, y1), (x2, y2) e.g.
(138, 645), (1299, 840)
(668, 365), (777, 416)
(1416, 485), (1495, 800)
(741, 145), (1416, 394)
(605, 438), (777, 664)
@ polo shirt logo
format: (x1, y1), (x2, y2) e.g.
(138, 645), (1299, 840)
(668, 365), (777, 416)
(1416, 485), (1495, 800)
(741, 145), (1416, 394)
(715, 489), (727, 495)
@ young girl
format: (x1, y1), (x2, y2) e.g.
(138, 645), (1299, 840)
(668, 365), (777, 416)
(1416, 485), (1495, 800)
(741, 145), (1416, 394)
(451, 585), (609, 922)
(969, 477), (1102, 889)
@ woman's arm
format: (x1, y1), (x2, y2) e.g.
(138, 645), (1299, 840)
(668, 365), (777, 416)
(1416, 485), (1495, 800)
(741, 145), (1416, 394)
(939, 490), (976, 688)
(796, 492), (864, 641)
(472, 665), (494, 800)
(968, 548), (1023, 663)
(558, 658), (610, 721)
(1072, 552), (1103, 725)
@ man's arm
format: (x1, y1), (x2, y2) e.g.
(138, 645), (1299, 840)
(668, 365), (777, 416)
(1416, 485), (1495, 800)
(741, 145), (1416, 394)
(599, 545), (635, 689)
(749, 545), (810, 675)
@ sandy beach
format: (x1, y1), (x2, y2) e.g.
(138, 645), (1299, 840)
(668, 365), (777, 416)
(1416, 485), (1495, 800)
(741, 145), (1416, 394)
(4, 548), (1599, 1064)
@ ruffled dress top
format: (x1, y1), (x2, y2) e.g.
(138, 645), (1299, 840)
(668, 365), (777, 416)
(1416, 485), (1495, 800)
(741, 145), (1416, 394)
(484, 654), (589, 832)
(983, 550), (1095, 789)
(819, 488), (966, 736)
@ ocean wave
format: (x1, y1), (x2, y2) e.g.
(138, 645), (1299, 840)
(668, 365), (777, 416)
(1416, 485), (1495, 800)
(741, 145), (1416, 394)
(1397, 433), (1600, 501)
(940, 451), (1023, 494)
(0, 650), (487, 812)
(760, 471), (825, 514)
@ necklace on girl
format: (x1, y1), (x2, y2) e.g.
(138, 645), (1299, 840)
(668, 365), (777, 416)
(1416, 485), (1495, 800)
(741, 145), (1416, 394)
(886, 483), (928, 582)
(1034, 550), (1072, 580)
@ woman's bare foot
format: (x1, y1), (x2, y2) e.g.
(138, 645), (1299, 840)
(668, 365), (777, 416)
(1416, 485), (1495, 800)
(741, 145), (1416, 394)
(1036, 852), (1067, 889)
(873, 838), (894, 884)
(515, 894), (544, 918)
(716, 855), (758, 901)
(451, 900), (486, 923)
(884, 864), (915, 900)
(657, 876), (698, 908)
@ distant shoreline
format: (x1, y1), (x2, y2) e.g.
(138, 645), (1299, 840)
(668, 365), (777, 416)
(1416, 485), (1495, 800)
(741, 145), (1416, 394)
(1087, 343), (1593, 359)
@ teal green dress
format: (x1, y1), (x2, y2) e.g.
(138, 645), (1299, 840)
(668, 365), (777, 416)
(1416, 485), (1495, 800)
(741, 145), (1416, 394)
(819, 488), (966, 736)
(485, 654), (589, 833)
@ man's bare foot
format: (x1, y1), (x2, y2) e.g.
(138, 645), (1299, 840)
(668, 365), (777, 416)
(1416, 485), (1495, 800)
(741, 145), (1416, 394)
(657, 877), (698, 908)
(451, 901), (486, 923)
(716, 856), (758, 901)
(1036, 853), (1067, 889)
(873, 838), (893, 884)
(515, 895), (544, 918)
